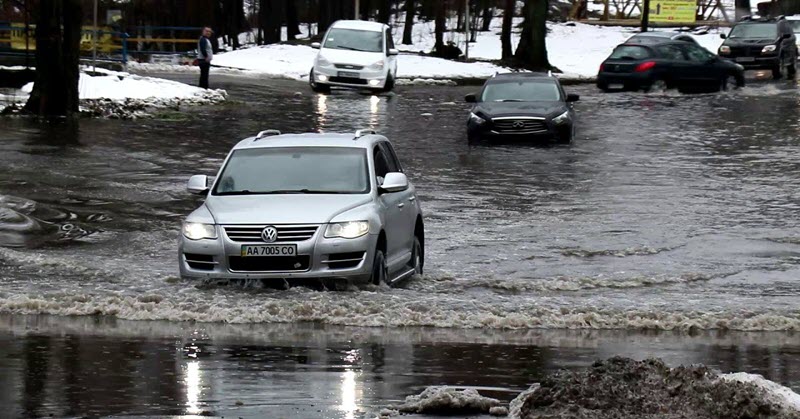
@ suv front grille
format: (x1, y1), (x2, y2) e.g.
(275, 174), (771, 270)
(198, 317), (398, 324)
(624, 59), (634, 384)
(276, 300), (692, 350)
(223, 225), (319, 243)
(228, 255), (311, 272)
(493, 119), (548, 134)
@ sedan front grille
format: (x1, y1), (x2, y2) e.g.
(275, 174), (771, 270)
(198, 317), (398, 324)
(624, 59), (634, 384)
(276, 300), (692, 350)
(493, 119), (548, 134)
(223, 225), (319, 243)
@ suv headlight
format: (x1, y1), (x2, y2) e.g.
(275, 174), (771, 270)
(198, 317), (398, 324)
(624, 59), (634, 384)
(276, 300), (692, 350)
(553, 110), (570, 125)
(325, 221), (370, 239)
(469, 112), (486, 125)
(317, 55), (332, 66)
(762, 45), (777, 53)
(368, 59), (385, 70)
(182, 222), (217, 240)
(719, 45), (731, 55)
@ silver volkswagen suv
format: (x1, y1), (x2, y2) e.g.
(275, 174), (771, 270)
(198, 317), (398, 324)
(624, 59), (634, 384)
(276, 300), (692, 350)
(178, 129), (424, 286)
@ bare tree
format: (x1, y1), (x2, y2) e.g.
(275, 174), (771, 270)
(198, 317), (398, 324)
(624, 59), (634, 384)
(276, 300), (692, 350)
(514, 0), (550, 70)
(434, 0), (445, 53)
(402, 0), (415, 44)
(501, 0), (514, 60)
(24, 0), (83, 117)
(287, 0), (301, 39)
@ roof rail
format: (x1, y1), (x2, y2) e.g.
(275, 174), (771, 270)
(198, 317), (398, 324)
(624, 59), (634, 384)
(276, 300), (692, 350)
(547, 70), (553, 77)
(254, 129), (281, 140)
(354, 129), (376, 139)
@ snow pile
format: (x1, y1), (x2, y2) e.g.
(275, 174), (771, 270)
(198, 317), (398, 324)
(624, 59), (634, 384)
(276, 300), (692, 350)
(721, 373), (800, 414)
(389, 386), (504, 415)
(3, 68), (226, 117)
(510, 357), (800, 419)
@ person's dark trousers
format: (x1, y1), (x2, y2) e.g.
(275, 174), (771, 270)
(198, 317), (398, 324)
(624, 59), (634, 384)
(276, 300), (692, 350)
(199, 62), (210, 89)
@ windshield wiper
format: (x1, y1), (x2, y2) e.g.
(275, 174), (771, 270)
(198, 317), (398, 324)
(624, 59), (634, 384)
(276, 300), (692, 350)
(216, 190), (254, 196)
(335, 46), (371, 52)
(261, 189), (348, 194)
(495, 99), (525, 102)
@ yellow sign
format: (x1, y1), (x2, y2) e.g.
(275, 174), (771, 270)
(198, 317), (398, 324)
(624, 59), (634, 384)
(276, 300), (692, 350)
(649, 0), (697, 23)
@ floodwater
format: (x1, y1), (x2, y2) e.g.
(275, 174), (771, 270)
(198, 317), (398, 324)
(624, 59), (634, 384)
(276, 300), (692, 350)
(1, 73), (800, 417)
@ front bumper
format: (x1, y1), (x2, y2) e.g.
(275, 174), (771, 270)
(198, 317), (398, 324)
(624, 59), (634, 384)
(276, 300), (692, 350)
(313, 64), (388, 89)
(178, 226), (378, 281)
(721, 55), (780, 70)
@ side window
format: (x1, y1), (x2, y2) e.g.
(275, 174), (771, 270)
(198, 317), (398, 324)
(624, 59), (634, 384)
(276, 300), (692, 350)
(681, 44), (714, 62)
(373, 146), (391, 182)
(655, 45), (686, 61)
(380, 142), (403, 172)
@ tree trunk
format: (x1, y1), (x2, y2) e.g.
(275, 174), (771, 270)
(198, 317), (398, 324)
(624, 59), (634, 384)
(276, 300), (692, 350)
(402, 0), (415, 44)
(481, 3), (493, 31)
(434, 0), (445, 53)
(734, 0), (750, 20)
(513, 0), (550, 71)
(640, 0), (650, 32)
(378, 0), (391, 23)
(501, 0), (514, 60)
(24, 0), (83, 117)
(286, 0), (301, 39)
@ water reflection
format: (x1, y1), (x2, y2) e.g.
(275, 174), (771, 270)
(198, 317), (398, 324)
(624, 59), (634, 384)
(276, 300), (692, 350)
(185, 360), (202, 415)
(340, 370), (359, 419)
(313, 91), (387, 132)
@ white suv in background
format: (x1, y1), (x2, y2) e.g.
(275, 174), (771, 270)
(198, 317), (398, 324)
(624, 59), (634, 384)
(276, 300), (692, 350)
(309, 20), (399, 93)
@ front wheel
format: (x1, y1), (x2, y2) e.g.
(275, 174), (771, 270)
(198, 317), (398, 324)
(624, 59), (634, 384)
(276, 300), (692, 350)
(309, 69), (331, 93)
(721, 74), (743, 91)
(409, 236), (423, 277)
(382, 74), (395, 92)
(788, 58), (796, 78)
(772, 58), (785, 80)
(370, 249), (389, 286)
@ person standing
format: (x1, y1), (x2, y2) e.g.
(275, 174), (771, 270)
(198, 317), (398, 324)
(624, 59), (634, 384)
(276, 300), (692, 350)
(198, 27), (213, 89)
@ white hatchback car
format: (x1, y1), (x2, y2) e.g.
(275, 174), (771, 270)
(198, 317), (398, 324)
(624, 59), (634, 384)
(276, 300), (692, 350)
(309, 20), (399, 92)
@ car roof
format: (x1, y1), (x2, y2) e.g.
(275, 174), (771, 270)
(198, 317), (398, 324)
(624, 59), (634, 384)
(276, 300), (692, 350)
(330, 20), (387, 32)
(487, 72), (560, 83)
(232, 131), (387, 151)
(626, 32), (696, 43)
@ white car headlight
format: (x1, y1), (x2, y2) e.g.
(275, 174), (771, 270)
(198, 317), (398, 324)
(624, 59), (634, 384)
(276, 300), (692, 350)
(369, 59), (385, 70)
(552, 110), (570, 125)
(762, 45), (777, 53)
(182, 222), (217, 240)
(317, 55), (332, 66)
(469, 112), (486, 125)
(325, 221), (370, 239)
(719, 45), (731, 55)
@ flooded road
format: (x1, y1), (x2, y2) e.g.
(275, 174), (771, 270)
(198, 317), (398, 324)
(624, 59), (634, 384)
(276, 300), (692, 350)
(1, 74), (800, 416)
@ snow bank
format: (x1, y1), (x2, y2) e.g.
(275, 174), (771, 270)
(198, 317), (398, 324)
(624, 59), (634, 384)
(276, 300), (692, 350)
(2, 67), (226, 117)
(510, 357), (800, 419)
(391, 386), (503, 415)
(208, 21), (730, 82)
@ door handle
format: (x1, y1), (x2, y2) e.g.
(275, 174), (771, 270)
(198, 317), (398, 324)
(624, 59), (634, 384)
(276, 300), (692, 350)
(409, 196), (416, 201)
(398, 203), (405, 208)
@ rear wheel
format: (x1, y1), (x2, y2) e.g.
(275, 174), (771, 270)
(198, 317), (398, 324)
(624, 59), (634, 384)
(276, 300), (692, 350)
(370, 249), (388, 286)
(646, 78), (667, 93)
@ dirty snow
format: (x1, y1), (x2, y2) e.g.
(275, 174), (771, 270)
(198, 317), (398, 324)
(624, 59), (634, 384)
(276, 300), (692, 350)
(393, 386), (502, 415)
(721, 373), (800, 414)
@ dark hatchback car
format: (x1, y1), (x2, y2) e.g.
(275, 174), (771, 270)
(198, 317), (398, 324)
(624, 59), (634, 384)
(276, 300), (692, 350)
(718, 16), (797, 79)
(465, 73), (579, 144)
(597, 40), (745, 92)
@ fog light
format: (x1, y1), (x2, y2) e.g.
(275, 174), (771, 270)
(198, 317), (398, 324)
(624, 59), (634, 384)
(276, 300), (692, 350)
(318, 74), (329, 82)
(368, 79), (381, 87)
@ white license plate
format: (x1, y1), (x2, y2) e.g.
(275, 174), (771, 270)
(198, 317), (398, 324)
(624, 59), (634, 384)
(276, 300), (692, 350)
(736, 57), (755, 63)
(241, 244), (297, 257)
(608, 83), (624, 89)
(337, 71), (359, 78)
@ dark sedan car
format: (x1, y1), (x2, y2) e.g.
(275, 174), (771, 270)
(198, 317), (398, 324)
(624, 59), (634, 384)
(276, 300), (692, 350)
(466, 73), (579, 144)
(597, 39), (745, 92)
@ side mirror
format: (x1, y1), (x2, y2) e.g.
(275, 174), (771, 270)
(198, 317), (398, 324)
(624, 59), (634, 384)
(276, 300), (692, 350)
(187, 175), (209, 194)
(465, 93), (477, 103)
(782, 33), (792, 40)
(388, 48), (399, 56)
(379, 172), (409, 193)
(566, 93), (580, 102)
(719, 33), (726, 39)
(311, 42), (321, 49)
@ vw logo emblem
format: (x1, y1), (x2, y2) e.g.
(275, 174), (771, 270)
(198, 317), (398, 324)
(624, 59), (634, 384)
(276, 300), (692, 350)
(261, 226), (278, 243)
(512, 121), (526, 129)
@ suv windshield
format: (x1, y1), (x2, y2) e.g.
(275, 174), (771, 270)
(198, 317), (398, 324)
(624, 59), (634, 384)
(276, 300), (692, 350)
(212, 147), (370, 195)
(481, 80), (561, 102)
(729, 23), (777, 39)
(323, 28), (383, 53)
